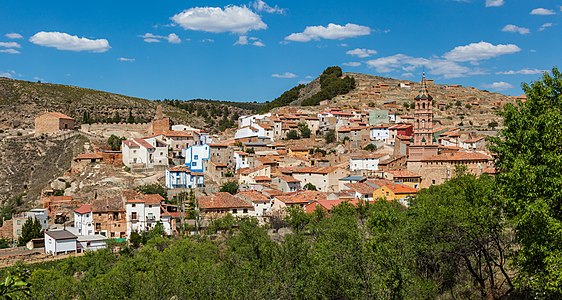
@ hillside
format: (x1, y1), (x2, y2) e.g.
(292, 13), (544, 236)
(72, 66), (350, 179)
(0, 77), (257, 133)
(268, 70), (514, 129)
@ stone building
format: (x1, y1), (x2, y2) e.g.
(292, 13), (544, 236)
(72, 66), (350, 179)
(149, 105), (170, 135)
(34, 112), (75, 136)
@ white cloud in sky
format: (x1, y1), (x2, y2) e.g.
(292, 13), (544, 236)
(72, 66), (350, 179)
(346, 48), (376, 58)
(201, 38), (215, 43)
(285, 23), (371, 42)
(0, 42), (21, 48)
(530, 8), (556, 15)
(401, 72), (414, 78)
(485, 0), (504, 7)
(235, 35), (249, 45)
(0, 49), (20, 54)
(343, 62), (362, 67)
(483, 81), (514, 91)
(5, 33), (23, 39)
(502, 24), (530, 34)
(29, 31), (110, 52)
(253, 41), (265, 47)
(538, 23), (554, 31)
(140, 33), (181, 43)
(171, 5), (267, 34)
(251, 0), (285, 14)
(235, 35), (265, 46)
(272, 72), (297, 78)
(0, 70), (16, 78)
(443, 41), (520, 62)
(496, 68), (546, 75)
(118, 57), (135, 62)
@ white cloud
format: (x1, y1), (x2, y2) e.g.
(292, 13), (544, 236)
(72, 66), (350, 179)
(140, 33), (181, 43)
(496, 68), (546, 75)
(401, 72), (414, 78)
(483, 81), (514, 91)
(0, 72), (13, 78)
(285, 23), (371, 42)
(5, 33), (23, 39)
(346, 48), (376, 58)
(235, 35), (249, 45)
(538, 23), (554, 31)
(0, 42), (21, 48)
(502, 24), (530, 34)
(0, 49), (20, 54)
(167, 33), (181, 44)
(530, 8), (556, 15)
(272, 72), (297, 78)
(443, 41), (520, 62)
(343, 62), (362, 67)
(485, 0), (504, 7)
(365, 54), (476, 79)
(171, 5), (267, 34)
(251, 0), (285, 14)
(29, 31), (110, 52)
(235, 35), (265, 46)
(340, 43), (348, 47)
(118, 57), (135, 62)
(201, 38), (215, 43)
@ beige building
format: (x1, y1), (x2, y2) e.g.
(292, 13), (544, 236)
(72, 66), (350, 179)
(284, 166), (349, 192)
(34, 112), (75, 136)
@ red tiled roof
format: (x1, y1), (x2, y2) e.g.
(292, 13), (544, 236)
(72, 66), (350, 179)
(345, 182), (376, 195)
(164, 131), (194, 138)
(463, 136), (485, 143)
(132, 138), (155, 149)
(254, 176), (271, 182)
(127, 194), (165, 204)
(275, 191), (327, 204)
(369, 179), (417, 194)
(274, 174), (300, 183)
(384, 170), (421, 178)
(305, 199), (359, 214)
(199, 192), (253, 209)
(238, 165), (268, 175)
(424, 152), (492, 162)
(74, 204), (92, 214)
(237, 191), (269, 203)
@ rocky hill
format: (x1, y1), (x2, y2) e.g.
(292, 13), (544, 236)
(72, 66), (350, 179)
(0, 77), (257, 133)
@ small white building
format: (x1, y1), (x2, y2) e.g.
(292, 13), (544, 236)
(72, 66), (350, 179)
(370, 124), (390, 143)
(349, 154), (385, 173)
(234, 151), (250, 170)
(165, 166), (204, 189)
(183, 144), (210, 173)
(44, 230), (78, 256)
(125, 194), (171, 237)
(77, 235), (107, 252)
(12, 209), (49, 240)
(122, 138), (168, 169)
(73, 204), (94, 236)
(238, 114), (271, 128)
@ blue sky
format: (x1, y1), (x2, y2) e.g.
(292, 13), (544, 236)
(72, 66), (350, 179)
(0, 0), (560, 101)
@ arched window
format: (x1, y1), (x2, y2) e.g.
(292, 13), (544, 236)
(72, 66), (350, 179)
(422, 102), (426, 109)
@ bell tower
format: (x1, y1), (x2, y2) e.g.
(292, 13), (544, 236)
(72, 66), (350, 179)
(408, 73), (438, 160)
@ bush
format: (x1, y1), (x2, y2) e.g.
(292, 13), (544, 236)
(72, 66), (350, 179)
(220, 181), (239, 195)
(363, 144), (377, 151)
(324, 130), (336, 143)
(107, 135), (126, 151)
(136, 183), (167, 199)
(286, 130), (300, 140)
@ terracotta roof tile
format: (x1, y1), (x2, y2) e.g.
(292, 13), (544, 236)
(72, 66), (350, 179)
(74, 204), (92, 214)
(199, 192), (253, 209)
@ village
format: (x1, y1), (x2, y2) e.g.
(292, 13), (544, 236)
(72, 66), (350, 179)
(0, 74), (499, 260)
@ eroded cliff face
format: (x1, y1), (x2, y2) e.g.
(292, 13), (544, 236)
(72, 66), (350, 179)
(0, 134), (87, 207)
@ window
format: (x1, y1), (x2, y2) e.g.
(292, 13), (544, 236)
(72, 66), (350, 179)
(243, 209), (248, 214)
(132, 204), (136, 207)
(192, 162), (197, 167)
(17, 220), (21, 225)
(194, 154), (199, 160)
(232, 209), (238, 214)
(149, 205), (152, 208)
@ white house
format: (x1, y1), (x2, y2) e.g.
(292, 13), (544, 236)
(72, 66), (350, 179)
(287, 166), (349, 193)
(77, 235), (107, 252)
(370, 124), (390, 143)
(165, 166), (204, 189)
(73, 204), (94, 236)
(238, 114), (271, 128)
(349, 154), (385, 174)
(12, 209), (49, 240)
(234, 151), (250, 170)
(236, 191), (272, 217)
(125, 194), (171, 237)
(122, 138), (168, 169)
(234, 124), (274, 142)
(44, 230), (78, 256)
(183, 144), (210, 173)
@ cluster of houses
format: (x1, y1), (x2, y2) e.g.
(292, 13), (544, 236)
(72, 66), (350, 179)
(0, 74), (499, 256)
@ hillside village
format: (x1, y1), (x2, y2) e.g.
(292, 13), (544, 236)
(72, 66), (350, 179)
(0, 72), (519, 261)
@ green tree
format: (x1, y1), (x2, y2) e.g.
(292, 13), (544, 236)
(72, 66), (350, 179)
(126, 110), (135, 123)
(298, 122), (311, 138)
(410, 174), (514, 299)
(135, 183), (167, 199)
(286, 130), (300, 140)
(363, 143), (377, 151)
(0, 270), (31, 299)
(324, 129), (336, 143)
(220, 181), (239, 195)
(303, 183), (317, 191)
(18, 217), (43, 246)
(107, 135), (125, 151)
(489, 67), (562, 296)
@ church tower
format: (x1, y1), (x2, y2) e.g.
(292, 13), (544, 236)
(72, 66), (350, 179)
(408, 73), (438, 160)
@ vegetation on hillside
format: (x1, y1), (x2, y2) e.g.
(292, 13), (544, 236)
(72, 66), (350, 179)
(260, 84), (305, 113)
(301, 66), (356, 106)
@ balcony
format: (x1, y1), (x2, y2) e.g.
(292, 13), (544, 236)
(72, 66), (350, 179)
(146, 216), (156, 222)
